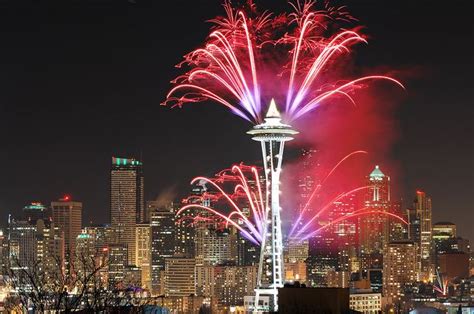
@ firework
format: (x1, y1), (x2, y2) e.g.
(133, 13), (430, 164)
(165, 1), (405, 311)
(162, 0), (403, 124)
(177, 164), (266, 245)
(179, 158), (408, 243)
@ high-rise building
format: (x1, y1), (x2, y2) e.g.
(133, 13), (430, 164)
(163, 257), (196, 297)
(196, 264), (258, 308)
(108, 243), (128, 289)
(284, 239), (308, 284)
(195, 223), (238, 266)
(75, 232), (98, 278)
(359, 166), (391, 255)
(37, 219), (64, 276)
(326, 269), (350, 288)
(382, 241), (417, 301)
(110, 157), (144, 265)
(433, 221), (457, 270)
(136, 223), (151, 290)
(7, 216), (37, 271)
(150, 204), (175, 295)
(237, 232), (259, 266)
(286, 239), (309, 264)
(51, 196), (82, 260)
(413, 190), (433, 281)
(306, 234), (339, 287)
(82, 224), (114, 252)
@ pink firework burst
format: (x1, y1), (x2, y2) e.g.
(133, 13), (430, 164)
(162, 0), (404, 124)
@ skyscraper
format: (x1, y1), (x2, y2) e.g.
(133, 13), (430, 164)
(110, 157), (144, 264)
(194, 222), (237, 266)
(413, 190), (433, 281)
(163, 257), (196, 297)
(383, 241), (418, 302)
(136, 223), (151, 290)
(8, 216), (37, 271)
(51, 196), (82, 260)
(359, 165), (391, 255)
(108, 243), (128, 289)
(150, 203), (175, 295)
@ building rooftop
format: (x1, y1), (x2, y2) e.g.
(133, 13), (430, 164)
(369, 165), (385, 178)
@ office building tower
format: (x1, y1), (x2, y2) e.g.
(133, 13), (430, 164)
(359, 165), (391, 255)
(195, 222), (237, 266)
(163, 257), (196, 297)
(326, 269), (350, 288)
(82, 224), (114, 252)
(108, 243), (128, 289)
(37, 219), (64, 276)
(196, 264), (258, 308)
(175, 184), (208, 257)
(383, 241), (417, 301)
(413, 190), (433, 281)
(51, 196), (82, 260)
(7, 216), (37, 271)
(388, 201), (408, 242)
(150, 204), (175, 295)
(284, 239), (308, 284)
(306, 235), (339, 287)
(136, 223), (151, 290)
(75, 232), (98, 278)
(367, 269), (383, 293)
(433, 221), (457, 270)
(237, 232), (259, 266)
(110, 157), (144, 264)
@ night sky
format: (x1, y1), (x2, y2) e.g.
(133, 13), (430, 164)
(0, 0), (472, 242)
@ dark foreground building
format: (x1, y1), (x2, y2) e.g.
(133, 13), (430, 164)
(278, 286), (352, 314)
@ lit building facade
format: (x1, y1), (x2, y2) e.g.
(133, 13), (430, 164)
(359, 165), (391, 255)
(51, 196), (82, 260)
(195, 223), (237, 266)
(382, 241), (417, 301)
(108, 243), (128, 289)
(196, 264), (258, 307)
(306, 234), (338, 287)
(110, 157), (144, 265)
(349, 292), (382, 313)
(150, 204), (175, 295)
(163, 257), (196, 297)
(8, 216), (37, 271)
(413, 190), (433, 281)
(135, 223), (151, 290)
(284, 239), (308, 284)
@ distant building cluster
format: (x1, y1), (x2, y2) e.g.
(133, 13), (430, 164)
(0, 154), (472, 312)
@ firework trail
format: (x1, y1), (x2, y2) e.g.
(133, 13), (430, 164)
(177, 164), (266, 245)
(162, 0), (403, 123)
(434, 269), (449, 296)
(178, 158), (407, 242)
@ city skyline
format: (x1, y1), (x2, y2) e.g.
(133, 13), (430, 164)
(0, 0), (472, 311)
(0, 0), (472, 244)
